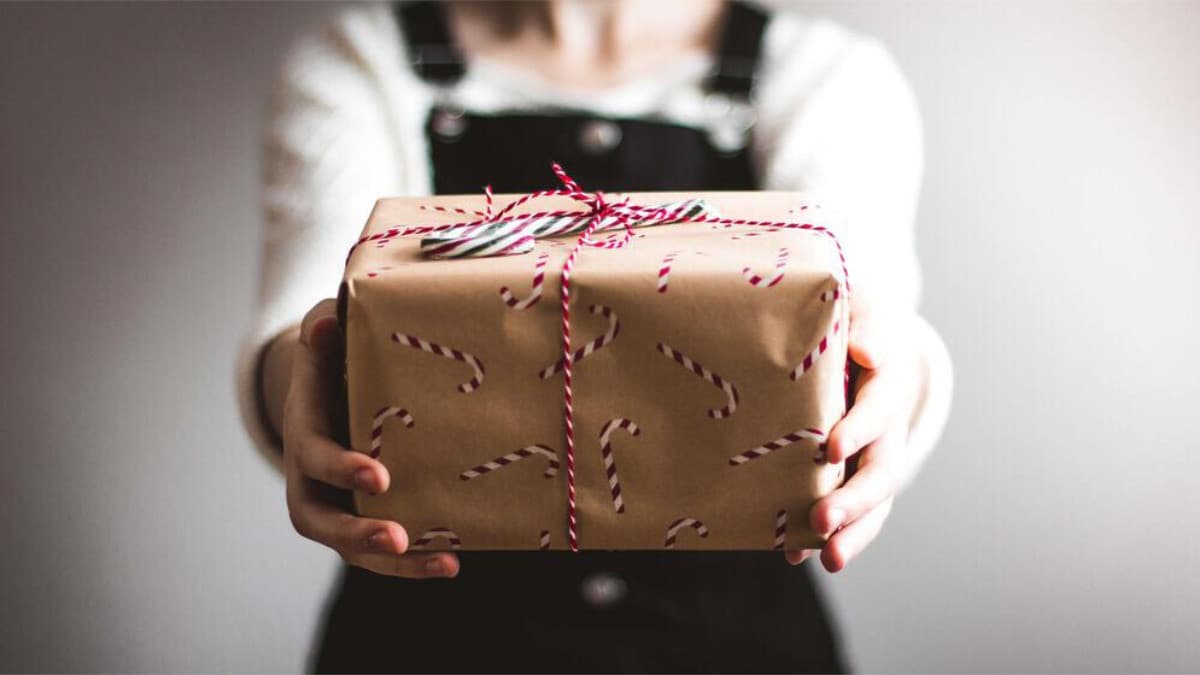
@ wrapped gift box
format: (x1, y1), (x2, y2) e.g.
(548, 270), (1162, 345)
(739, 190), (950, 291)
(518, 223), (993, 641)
(340, 191), (848, 550)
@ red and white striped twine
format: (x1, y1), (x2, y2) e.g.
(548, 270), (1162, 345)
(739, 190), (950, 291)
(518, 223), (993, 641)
(664, 517), (710, 549)
(656, 342), (739, 419)
(729, 428), (827, 466)
(499, 252), (549, 310)
(539, 530), (551, 551)
(411, 527), (462, 550)
(538, 304), (620, 380)
(392, 333), (485, 393)
(558, 197), (599, 550)
(459, 444), (559, 481)
(731, 226), (782, 241)
(742, 246), (790, 288)
(598, 417), (642, 514)
(369, 406), (413, 459)
(346, 164), (851, 552)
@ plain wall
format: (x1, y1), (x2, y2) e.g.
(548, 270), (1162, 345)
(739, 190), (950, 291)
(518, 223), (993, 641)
(1, 1), (1197, 672)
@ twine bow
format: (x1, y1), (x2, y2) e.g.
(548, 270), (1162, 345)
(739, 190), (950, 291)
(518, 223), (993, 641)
(347, 164), (850, 552)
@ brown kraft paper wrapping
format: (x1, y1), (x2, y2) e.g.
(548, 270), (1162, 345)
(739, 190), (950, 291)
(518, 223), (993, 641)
(341, 191), (848, 551)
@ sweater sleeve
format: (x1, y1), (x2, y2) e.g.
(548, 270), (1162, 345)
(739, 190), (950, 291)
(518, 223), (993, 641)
(235, 5), (423, 466)
(753, 13), (953, 479)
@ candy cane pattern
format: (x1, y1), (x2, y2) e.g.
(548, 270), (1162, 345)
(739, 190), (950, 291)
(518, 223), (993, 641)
(539, 530), (551, 550)
(657, 250), (713, 293)
(729, 428), (827, 466)
(664, 517), (710, 549)
(655, 342), (739, 419)
(790, 319), (841, 381)
(410, 527), (462, 550)
(773, 509), (788, 550)
(538, 304), (620, 380)
(459, 444), (559, 481)
(656, 250), (680, 293)
(742, 246), (790, 288)
(392, 333), (485, 393)
(598, 418), (642, 513)
(369, 406), (413, 459)
(499, 252), (549, 310)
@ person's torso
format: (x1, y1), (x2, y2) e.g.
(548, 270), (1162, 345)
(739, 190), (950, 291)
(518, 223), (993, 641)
(313, 4), (847, 672)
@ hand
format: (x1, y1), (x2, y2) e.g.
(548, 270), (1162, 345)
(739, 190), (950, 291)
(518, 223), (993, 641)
(786, 300), (924, 573)
(282, 299), (460, 578)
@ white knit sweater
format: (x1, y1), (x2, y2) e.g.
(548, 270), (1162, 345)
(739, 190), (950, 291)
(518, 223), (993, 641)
(236, 2), (952, 472)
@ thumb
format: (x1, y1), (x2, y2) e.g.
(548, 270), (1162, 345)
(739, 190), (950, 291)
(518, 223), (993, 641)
(299, 299), (343, 370)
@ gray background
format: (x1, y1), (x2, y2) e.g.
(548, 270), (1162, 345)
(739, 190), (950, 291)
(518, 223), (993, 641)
(1, 1), (1198, 672)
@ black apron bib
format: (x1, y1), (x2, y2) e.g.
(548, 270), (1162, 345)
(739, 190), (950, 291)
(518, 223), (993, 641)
(313, 4), (846, 672)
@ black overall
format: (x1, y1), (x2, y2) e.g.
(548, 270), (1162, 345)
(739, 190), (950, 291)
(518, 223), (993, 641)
(314, 3), (846, 672)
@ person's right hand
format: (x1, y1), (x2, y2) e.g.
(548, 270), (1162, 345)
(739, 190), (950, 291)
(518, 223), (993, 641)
(282, 299), (460, 578)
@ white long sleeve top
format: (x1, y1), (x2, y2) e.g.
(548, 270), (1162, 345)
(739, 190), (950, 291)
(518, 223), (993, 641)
(236, 2), (952, 475)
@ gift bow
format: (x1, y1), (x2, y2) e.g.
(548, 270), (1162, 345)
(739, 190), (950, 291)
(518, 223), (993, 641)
(419, 196), (714, 259)
(346, 164), (850, 552)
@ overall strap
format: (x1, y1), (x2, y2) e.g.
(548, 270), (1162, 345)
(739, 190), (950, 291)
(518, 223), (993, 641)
(395, 1), (466, 85)
(707, 1), (769, 99)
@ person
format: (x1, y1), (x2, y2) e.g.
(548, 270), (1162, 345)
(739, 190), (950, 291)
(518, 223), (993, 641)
(236, 1), (953, 671)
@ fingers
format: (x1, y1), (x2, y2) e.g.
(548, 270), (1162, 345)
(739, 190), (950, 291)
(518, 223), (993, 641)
(811, 425), (903, 535)
(285, 476), (459, 578)
(787, 427), (902, 564)
(284, 340), (387, 493)
(287, 473), (406, 552)
(284, 301), (349, 444)
(785, 549), (815, 566)
(285, 298), (456, 580)
(819, 496), (893, 573)
(288, 430), (389, 494)
(300, 298), (339, 350)
(826, 363), (910, 463)
(297, 300), (343, 394)
(347, 552), (461, 579)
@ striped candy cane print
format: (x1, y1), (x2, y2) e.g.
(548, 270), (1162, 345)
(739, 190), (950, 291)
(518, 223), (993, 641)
(538, 304), (620, 380)
(657, 250), (717, 293)
(790, 320), (842, 381)
(410, 527), (462, 550)
(790, 285), (845, 380)
(656, 250), (680, 293)
(499, 252), (550, 310)
(598, 418), (642, 514)
(459, 444), (560, 481)
(392, 333), (485, 393)
(369, 406), (413, 459)
(664, 517), (710, 549)
(655, 342), (739, 419)
(773, 509), (788, 550)
(742, 247), (790, 288)
(729, 428), (827, 466)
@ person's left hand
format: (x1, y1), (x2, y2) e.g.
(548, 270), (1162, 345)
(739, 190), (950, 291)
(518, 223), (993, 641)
(786, 301), (925, 573)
